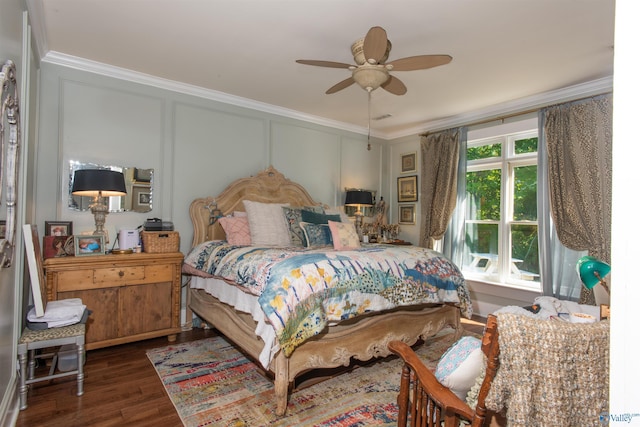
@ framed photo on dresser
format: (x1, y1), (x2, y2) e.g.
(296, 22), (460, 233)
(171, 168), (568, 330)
(44, 221), (73, 236)
(74, 235), (105, 256)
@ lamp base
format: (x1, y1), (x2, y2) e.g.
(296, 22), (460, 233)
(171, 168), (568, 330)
(90, 199), (110, 244)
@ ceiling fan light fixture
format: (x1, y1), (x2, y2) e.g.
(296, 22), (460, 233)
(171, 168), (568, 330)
(352, 66), (389, 92)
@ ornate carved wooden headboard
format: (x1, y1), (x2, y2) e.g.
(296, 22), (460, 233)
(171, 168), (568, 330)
(188, 166), (321, 247)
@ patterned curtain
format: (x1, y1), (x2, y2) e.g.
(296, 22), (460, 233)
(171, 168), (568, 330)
(543, 94), (613, 304)
(419, 128), (462, 249)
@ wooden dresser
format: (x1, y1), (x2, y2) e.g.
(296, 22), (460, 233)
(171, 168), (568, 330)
(43, 252), (183, 350)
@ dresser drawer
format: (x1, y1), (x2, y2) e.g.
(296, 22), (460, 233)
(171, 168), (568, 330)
(92, 266), (144, 285)
(57, 264), (173, 291)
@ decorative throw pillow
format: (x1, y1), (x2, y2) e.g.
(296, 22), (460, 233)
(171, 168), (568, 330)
(218, 216), (251, 246)
(434, 336), (484, 400)
(328, 220), (360, 250)
(299, 222), (333, 247)
(324, 207), (351, 224)
(300, 209), (342, 224)
(465, 361), (487, 410)
(282, 206), (325, 247)
(242, 200), (291, 246)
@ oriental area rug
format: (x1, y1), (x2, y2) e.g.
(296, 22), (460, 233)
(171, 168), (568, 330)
(147, 327), (464, 427)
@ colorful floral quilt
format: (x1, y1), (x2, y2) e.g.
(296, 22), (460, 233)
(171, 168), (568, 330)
(184, 241), (471, 356)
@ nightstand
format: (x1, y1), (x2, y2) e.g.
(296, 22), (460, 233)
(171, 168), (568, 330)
(43, 252), (183, 350)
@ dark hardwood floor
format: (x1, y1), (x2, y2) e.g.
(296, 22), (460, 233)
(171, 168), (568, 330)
(15, 316), (486, 427)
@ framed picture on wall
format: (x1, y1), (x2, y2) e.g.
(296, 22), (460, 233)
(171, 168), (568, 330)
(44, 220), (73, 236)
(0, 221), (5, 239)
(74, 235), (105, 256)
(132, 184), (151, 211)
(399, 204), (416, 225)
(397, 175), (418, 202)
(401, 152), (417, 173)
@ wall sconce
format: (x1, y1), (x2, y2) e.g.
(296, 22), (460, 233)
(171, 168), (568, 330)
(71, 169), (127, 243)
(345, 189), (374, 238)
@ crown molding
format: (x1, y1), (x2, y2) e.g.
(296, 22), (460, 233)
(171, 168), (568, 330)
(41, 51), (375, 137)
(41, 51), (611, 142)
(388, 76), (614, 140)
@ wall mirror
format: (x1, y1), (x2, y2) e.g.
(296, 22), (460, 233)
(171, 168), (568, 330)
(68, 160), (153, 213)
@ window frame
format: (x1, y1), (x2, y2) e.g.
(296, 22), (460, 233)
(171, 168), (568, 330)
(463, 130), (540, 291)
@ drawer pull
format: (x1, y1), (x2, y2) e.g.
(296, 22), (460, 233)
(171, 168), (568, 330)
(118, 270), (125, 277)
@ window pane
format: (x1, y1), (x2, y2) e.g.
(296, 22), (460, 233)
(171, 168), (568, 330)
(464, 223), (499, 271)
(466, 169), (501, 220)
(513, 165), (537, 221)
(511, 224), (539, 280)
(467, 143), (501, 160)
(514, 137), (538, 154)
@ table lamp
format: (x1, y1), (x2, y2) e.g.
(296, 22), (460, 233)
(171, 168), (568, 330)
(345, 189), (373, 238)
(71, 169), (127, 243)
(576, 255), (611, 294)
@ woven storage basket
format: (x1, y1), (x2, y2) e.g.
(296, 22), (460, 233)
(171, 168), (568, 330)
(141, 231), (179, 253)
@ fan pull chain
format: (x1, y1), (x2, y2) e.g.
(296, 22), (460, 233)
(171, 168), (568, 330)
(367, 90), (372, 151)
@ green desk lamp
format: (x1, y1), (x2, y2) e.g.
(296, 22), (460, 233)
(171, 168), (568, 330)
(576, 255), (611, 294)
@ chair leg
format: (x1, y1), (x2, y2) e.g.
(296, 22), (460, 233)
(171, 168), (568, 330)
(27, 349), (36, 380)
(76, 343), (84, 396)
(18, 350), (28, 410)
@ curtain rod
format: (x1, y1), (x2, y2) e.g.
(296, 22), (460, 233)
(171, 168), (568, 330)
(419, 91), (613, 137)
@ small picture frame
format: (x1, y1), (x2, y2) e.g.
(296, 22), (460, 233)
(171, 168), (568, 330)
(399, 204), (416, 225)
(398, 175), (418, 202)
(45, 220), (73, 236)
(43, 235), (71, 259)
(0, 220), (5, 239)
(401, 152), (417, 173)
(74, 235), (105, 256)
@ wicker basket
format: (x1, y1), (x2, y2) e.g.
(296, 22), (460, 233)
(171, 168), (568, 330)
(141, 231), (180, 253)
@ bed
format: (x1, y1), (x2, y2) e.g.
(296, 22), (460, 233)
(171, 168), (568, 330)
(184, 166), (471, 416)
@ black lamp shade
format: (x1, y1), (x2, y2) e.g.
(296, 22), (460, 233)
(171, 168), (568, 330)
(72, 169), (127, 197)
(345, 190), (373, 206)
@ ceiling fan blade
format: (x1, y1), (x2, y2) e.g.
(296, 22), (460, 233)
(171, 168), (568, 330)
(296, 59), (353, 69)
(381, 75), (407, 95)
(363, 26), (388, 64)
(326, 77), (355, 94)
(387, 55), (453, 71)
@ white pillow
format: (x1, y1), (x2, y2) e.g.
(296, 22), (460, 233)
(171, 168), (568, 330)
(434, 336), (484, 400)
(242, 200), (291, 246)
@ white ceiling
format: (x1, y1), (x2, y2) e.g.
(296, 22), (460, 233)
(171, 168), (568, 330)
(26, 0), (615, 139)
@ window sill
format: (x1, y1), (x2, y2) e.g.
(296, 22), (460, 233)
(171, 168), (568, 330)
(464, 273), (542, 301)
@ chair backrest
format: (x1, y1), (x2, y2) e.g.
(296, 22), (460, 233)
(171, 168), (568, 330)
(388, 314), (500, 427)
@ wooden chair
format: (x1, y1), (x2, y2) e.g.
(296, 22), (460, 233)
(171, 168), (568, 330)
(388, 314), (501, 427)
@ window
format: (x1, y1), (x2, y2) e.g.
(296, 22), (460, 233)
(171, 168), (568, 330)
(462, 129), (540, 290)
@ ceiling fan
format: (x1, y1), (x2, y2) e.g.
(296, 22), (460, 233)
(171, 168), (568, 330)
(296, 26), (452, 95)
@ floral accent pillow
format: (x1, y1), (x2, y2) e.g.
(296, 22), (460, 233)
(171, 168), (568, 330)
(282, 206), (324, 247)
(328, 220), (360, 250)
(434, 336), (484, 400)
(299, 221), (333, 247)
(218, 216), (251, 246)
